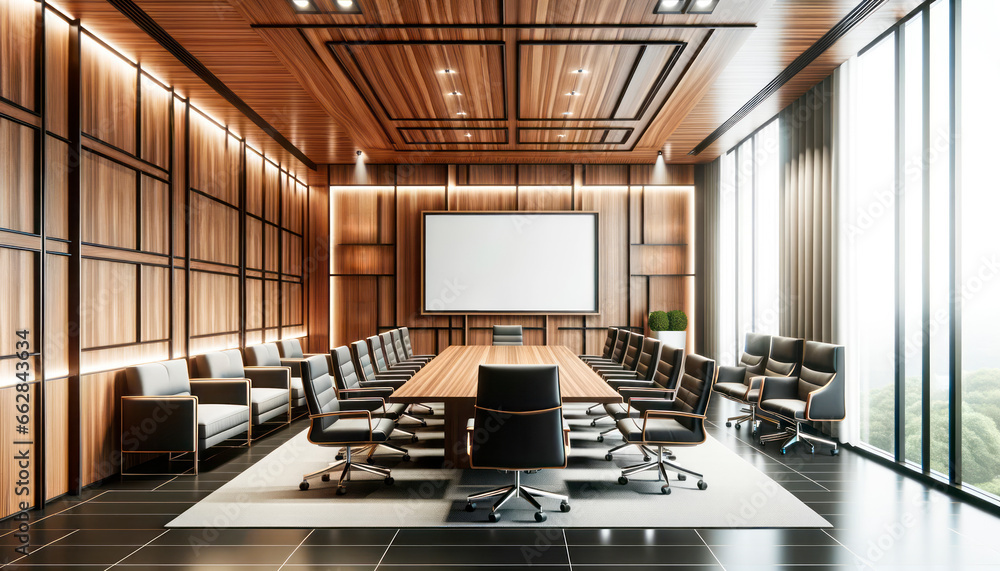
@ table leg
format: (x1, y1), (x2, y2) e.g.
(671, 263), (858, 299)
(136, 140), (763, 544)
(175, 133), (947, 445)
(442, 400), (474, 469)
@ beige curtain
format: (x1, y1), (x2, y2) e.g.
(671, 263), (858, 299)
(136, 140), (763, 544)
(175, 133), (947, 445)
(778, 75), (840, 344)
(695, 159), (721, 360)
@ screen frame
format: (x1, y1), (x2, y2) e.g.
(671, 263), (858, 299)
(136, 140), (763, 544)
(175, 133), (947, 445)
(421, 211), (601, 315)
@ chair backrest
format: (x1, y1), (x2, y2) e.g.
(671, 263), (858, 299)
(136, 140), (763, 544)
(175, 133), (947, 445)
(633, 337), (662, 381)
(799, 341), (846, 418)
(244, 343), (281, 367)
(599, 327), (618, 358)
(470, 364), (565, 469)
(390, 329), (409, 361)
(125, 359), (191, 397)
(620, 332), (644, 370)
(351, 340), (379, 382)
(609, 328), (628, 362)
(194, 349), (246, 379)
(740, 333), (772, 371)
(651, 344), (685, 390)
(367, 335), (391, 373)
(277, 338), (305, 359)
(380, 332), (401, 365)
(670, 353), (717, 431)
(492, 325), (523, 346)
(330, 345), (362, 392)
(400, 327), (417, 359)
(765, 336), (805, 378)
(300, 355), (341, 416)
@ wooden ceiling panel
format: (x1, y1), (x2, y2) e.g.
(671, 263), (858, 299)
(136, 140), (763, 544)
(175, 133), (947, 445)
(518, 127), (633, 144)
(400, 127), (507, 144)
(331, 41), (506, 120)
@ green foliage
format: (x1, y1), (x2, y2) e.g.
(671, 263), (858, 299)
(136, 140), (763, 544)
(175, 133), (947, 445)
(667, 310), (688, 332)
(648, 310), (671, 331)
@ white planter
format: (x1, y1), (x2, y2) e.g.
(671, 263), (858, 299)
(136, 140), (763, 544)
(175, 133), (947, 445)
(655, 330), (686, 351)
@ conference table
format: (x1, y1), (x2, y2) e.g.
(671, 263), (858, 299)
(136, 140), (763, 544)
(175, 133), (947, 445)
(390, 345), (622, 468)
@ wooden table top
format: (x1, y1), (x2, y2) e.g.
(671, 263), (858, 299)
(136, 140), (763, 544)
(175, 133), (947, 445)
(390, 345), (622, 404)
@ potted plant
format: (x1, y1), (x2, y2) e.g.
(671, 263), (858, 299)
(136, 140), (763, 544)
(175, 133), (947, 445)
(648, 309), (687, 350)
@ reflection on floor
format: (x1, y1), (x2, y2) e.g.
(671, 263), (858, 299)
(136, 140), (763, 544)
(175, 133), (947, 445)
(3, 402), (1000, 570)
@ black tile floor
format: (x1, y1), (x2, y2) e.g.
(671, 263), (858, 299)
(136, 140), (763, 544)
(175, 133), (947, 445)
(3, 403), (1000, 570)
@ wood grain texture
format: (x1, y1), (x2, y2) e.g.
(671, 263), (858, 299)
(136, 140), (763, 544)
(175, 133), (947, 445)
(82, 35), (136, 154)
(45, 254), (69, 380)
(0, 247), (35, 367)
(631, 244), (690, 276)
(141, 176), (169, 254)
(0, 117), (35, 234)
(140, 265), (169, 341)
(190, 192), (239, 266)
(140, 76), (170, 169)
(0, 384), (36, 515)
(189, 270), (239, 337)
(82, 152), (137, 249)
(456, 164), (516, 186)
(643, 185), (693, 245)
(0, 0), (36, 109)
(392, 345), (621, 404)
(45, 378), (69, 499)
(45, 11), (69, 138)
(395, 164), (448, 186)
(81, 258), (137, 349)
(45, 137), (70, 240)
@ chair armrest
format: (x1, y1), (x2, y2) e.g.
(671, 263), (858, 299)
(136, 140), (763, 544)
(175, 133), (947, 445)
(640, 409), (706, 438)
(629, 397), (675, 415)
(339, 387), (393, 400)
(601, 371), (640, 381)
(121, 396), (197, 452)
(717, 365), (747, 385)
(606, 378), (651, 390)
(244, 366), (291, 390)
(340, 397), (386, 412)
(620, 387), (674, 402)
(758, 376), (799, 404)
(189, 379), (250, 406)
(389, 363), (422, 371)
(309, 409), (373, 440)
(374, 372), (412, 380)
(361, 378), (407, 390)
(805, 375), (845, 421)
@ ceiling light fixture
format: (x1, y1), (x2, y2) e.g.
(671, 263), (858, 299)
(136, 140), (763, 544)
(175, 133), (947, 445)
(566, 90), (581, 96)
(441, 68), (454, 74)
(449, 91), (462, 96)
(557, 134), (566, 138)
(464, 133), (472, 137)
(356, 150), (362, 156)
(292, 0), (310, 7)
(337, 0), (354, 7)
(562, 111), (572, 115)
(456, 111), (467, 116)
(658, 150), (663, 155)
(695, 0), (712, 6)
(660, 0), (681, 7)
(571, 68), (588, 74)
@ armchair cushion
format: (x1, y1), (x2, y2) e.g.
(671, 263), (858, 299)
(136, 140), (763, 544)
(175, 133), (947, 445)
(616, 417), (689, 443)
(251, 388), (291, 419)
(195, 350), (245, 379)
(714, 381), (749, 400)
(760, 398), (806, 420)
(312, 416), (396, 443)
(126, 359), (192, 397)
(716, 365), (748, 386)
(758, 376), (799, 403)
(199, 404), (252, 439)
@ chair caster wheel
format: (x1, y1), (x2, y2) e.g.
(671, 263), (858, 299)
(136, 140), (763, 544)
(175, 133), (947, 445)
(335, 454), (344, 460)
(367, 457), (376, 464)
(321, 474), (331, 482)
(698, 480), (708, 490)
(336, 486), (347, 495)
(667, 455), (676, 461)
(725, 421), (731, 427)
(643, 456), (651, 462)
(420, 421), (427, 427)
(465, 502), (476, 512)
(402, 454), (411, 462)
(677, 474), (686, 481)
(780, 448), (787, 455)
(412, 435), (419, 443)
(735, 423), (742, 430)
(597, 435), (604, 442)
(560, 501), (571, 512)
(534, 511), (547, 522)
(488, 512), (501, 523)
(384, 477), (394, 486)
(299, 481), (310, 491)
(590, 420), (597, 427)
(605, 454), (614, 461)
(618, 476), (628, 485)
(661, 486), (671, 495)
(831, 448), (839, 456)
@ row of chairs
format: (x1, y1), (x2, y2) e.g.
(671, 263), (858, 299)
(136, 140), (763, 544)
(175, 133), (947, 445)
(580, 327), (718, 495)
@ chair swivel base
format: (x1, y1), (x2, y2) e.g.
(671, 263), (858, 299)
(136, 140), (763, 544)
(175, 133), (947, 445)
(299, 446), (394, 494)
(759, 421), (839, 455)
(465, 471), (570, 523)
(611, 445), (707, 495)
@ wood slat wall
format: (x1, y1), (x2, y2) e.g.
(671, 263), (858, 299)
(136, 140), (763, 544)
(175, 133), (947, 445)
(0, 0), (308, 519)
(319, 163), (696, 358)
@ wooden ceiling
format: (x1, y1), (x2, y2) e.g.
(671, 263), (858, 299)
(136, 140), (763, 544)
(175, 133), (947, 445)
(57, 0), (924, 165)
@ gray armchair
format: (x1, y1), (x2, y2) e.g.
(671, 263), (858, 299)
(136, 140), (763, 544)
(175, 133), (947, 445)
(758, 341), (845, 455)
(598, 342), (682, 446)
(392, 328), (432, 363)
(380, 331), (424, 370)
(399, 327), (435, 361)
(122, 359), (250, 475)
(244, 342), (306, 408)
(588, 336), (660, 429)
(367, 334), (420, 376)
(491, 325), (523, 346)
(713, 333), (772, 432)
(194, 349), (290, 439)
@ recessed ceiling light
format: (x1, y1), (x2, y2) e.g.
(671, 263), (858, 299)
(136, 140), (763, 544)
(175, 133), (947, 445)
(464, 133), (472, 137)
(449, 91), (462, 96)
(292, 0), (310, 7)
(660, 0), (681, 7)
(566, 90), (581, 96)
(562, 111), (572, 115)
(337, 0), (354, 7)
(441, 68), (454, 74)
(571, 68), (588, 74)
(456, 111), (467, 116)
(557, 134), (566, 138)
(695, 0), (713, 6)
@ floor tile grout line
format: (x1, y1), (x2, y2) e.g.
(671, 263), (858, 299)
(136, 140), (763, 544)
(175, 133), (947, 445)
(0, 490), (112, 535)
(821, 528), (873, 569)
(102, 528), (170, 571)
(373, 528), (400, 570)
(726, 428), (833, 492)
(151, 476), (180, 491)
(947, 526), (1000, 556)
(693, 529), (726, 571)
(0, 529), (77, 569)
(562, 528), (572, 571)
(276, 528), (313, 571)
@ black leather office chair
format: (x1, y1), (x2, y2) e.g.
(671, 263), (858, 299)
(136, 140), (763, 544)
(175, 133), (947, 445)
(579, 327), (619, 362)
(758, 341), (845, 455)
(381, 331), (425, 369)
(598, 342), (682, 444)
(590, 331), (643, 375)
(492, 325), (524, 346)
(368, 334), (420, 376)
(588, 336), (661, 428)
(330, 345), (421, 444)
(244, 342), (307, 409)
(713, 333), (772, 432)
(465, 364), (571, 522)
(194, 349), (291, 439)
(607, 353), (716, 495)
(584, 328), (629, 414)
(351, 340), (434, 416)
(298, 355), (399, 494)
(396, 328), (435, 362)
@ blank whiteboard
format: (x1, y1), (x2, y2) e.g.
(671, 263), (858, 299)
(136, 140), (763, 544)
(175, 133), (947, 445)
(422, 212), (599, 314)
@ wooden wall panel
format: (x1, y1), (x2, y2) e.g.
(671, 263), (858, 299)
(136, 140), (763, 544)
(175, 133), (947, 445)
(45, 378), (69, 499)
(282, 282), (304, 326)
(171, 268), (185, 358)
(0, 117), (35, 234)
(448, 186), (516, 211)
(264, 161), (280, 221)
(630, 164), (696, 186)
(45, 137), (69, 240)
(396, 164), (447, 186)
(190, 271), (239, 337)
(396, 186), (446, 330)
(45, 254), (69, 379)
(140, 266), (169, 341)
(81, 36), (136, 154)
(141, 176), (169, 254)
(140, 76), (170, 169)
(188, 112), (231, 202)
(0, 0), (36, 109)
(82, 152), (137, 249)
(246, 149), (263, 216)
(282, 232), (302, 276)
(0, 248), (35, 363)
(457, 164), (516, 186)
(0, 384), (37, 515)
(580, 186), (629, 328)
(265, 280), (279, 330)
(631, 244), (690, 275)
(329, 164), (395, 186)
(246, 277), (263, 330)
(190, 193), (239, 266)
(265, 225), (279, 272)
(246, 217), (262, 269)
(333, 244), (393, 275)
(331, 187), (380, 245)
(80, 371), (120, 486)
(583, 164), (629, 186)
(516, 186), (573, 211)
(81, 259), (136, 349)
(643, 186), (693, 245)
(517, 164), (573, 186)
(45, 11), (69, 138)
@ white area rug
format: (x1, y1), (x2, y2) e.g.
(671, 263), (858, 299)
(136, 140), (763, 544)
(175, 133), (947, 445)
(168, 405), (830, 528)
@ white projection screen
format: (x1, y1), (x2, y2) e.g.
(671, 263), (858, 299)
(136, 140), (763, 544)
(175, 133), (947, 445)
(422, 212), (599, 314)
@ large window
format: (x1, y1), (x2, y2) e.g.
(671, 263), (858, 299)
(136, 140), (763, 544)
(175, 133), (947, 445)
(842, 0), (999, 499)
(718, 120), (780, 362)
